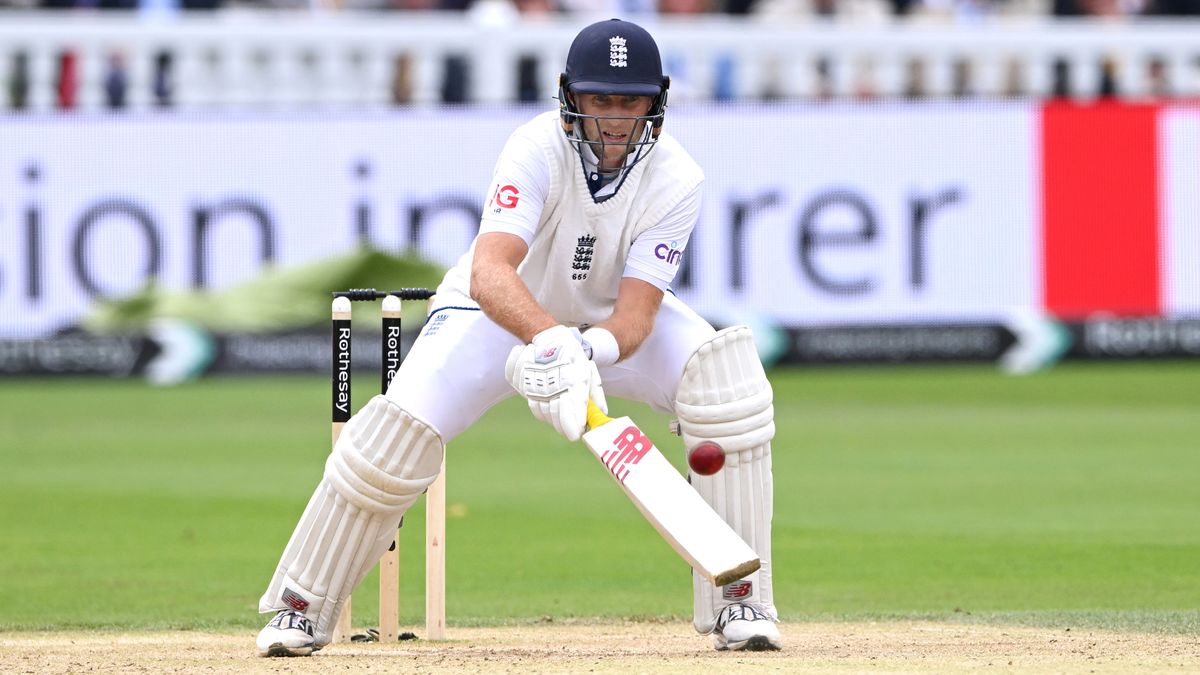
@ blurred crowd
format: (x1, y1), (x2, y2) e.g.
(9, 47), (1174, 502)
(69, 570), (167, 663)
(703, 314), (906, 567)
(1, 0), (1197, 17)
(1, 0), (1196, 111)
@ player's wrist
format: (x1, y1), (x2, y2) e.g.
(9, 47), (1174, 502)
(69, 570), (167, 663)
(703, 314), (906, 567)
(581, 327), (619, 367)
(528, 322), (563, 344)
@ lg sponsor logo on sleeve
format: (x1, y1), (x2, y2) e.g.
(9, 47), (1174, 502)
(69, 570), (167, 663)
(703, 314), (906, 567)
(488, 184), (520, 213)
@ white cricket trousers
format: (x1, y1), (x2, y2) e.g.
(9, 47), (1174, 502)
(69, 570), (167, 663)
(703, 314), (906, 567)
(385, 292), (716, 442)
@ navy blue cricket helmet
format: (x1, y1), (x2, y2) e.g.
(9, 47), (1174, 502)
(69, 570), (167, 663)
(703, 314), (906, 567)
(558, 19), (671, 165)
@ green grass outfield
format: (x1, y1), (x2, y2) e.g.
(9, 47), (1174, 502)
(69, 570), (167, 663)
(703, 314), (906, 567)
(2, 361), (1198, 634)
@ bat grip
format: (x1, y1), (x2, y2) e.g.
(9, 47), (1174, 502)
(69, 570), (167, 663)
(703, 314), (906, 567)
(586, 399), (612, 431)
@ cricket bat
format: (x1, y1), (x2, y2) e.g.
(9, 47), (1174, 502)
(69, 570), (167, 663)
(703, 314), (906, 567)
(582, 400), (761, 587)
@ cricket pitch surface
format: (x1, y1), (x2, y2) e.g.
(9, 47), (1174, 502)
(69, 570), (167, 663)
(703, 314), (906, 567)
(2, 621), (1196, 673)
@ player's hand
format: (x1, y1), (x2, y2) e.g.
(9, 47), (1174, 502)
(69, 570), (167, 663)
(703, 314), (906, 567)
(505, 325), (607, 441)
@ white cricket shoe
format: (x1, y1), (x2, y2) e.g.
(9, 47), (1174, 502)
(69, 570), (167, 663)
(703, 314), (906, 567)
(711, 603), (782, 651)
(256, 610), (320, 657)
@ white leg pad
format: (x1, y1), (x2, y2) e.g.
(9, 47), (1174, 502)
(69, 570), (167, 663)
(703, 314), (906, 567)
(258, 395), (444, 646)
(675, 326), (777, 634)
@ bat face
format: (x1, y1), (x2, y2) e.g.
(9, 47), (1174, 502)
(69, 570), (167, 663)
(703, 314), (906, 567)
(599, 424), (654, 483)
(582, 402), (760, 587)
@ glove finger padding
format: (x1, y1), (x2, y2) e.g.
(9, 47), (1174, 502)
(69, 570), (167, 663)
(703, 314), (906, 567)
(504, 344), (524, 384)
(506, 325), (604, 441)
(552, 360), (601, 441)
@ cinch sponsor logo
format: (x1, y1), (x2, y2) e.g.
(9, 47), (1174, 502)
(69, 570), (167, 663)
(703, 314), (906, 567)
(601, 425), (652, 483)
(723, 580), (753, 600)
(654, 240), (682, 266)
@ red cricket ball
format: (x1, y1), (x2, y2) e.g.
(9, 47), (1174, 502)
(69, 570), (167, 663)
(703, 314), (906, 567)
(687, 441), (725, 476)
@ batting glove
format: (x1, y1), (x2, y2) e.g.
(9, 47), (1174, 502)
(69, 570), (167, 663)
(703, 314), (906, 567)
(505, 325), (608, 441)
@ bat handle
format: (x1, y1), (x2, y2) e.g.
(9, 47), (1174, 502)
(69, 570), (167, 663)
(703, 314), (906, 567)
(586, 399), (612, 431)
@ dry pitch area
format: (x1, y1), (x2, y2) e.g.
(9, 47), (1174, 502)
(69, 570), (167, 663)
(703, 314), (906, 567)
(2, 621), (1197, 674)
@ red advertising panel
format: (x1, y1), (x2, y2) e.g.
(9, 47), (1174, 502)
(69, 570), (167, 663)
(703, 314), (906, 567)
(1041, 101), (1161, 319)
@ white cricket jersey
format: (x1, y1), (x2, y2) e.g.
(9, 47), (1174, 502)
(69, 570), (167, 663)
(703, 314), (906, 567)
(436, 111), (704, 327)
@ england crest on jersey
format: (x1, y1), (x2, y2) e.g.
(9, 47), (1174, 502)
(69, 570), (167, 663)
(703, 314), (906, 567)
(572, 234), (596, 281)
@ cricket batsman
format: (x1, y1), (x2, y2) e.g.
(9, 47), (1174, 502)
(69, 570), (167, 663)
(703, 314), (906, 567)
(256, 18), (780, 655)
